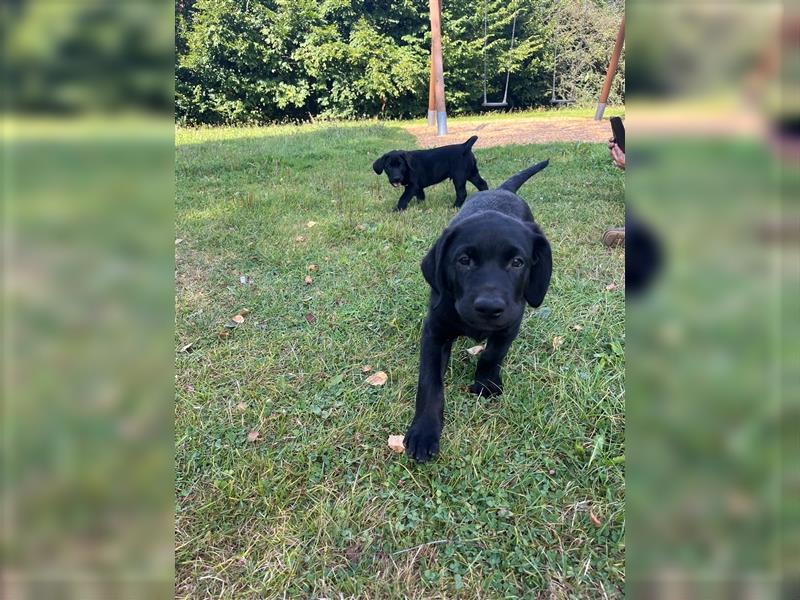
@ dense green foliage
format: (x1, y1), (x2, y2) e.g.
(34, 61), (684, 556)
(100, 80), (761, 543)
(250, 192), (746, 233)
(4, 1), (173, 114)
(176, 0), (624, 124)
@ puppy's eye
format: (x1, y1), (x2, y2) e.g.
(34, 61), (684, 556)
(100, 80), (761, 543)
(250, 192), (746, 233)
(510, 257), (525, 268)
(457, 255), (471, 266)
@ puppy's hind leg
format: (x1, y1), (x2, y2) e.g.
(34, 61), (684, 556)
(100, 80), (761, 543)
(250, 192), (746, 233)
(469, 172), (489, 191)
(452, 178), (468, 208)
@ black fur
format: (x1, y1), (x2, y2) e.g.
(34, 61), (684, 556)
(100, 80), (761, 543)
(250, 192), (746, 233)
(404, 160), (552, 462)
(372, 136), (489, 211)
(625, 208), (662, 297)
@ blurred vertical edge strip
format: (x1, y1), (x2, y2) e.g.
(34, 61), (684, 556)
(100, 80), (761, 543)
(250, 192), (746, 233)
(2, 1), (175, 599)
(626, 0), (798, 598)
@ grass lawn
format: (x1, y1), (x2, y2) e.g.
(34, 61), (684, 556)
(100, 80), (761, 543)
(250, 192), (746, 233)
(175, 116), (625, 598)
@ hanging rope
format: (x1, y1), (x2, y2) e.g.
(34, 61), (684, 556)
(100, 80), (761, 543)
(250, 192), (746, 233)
(482, 0), (517, 108)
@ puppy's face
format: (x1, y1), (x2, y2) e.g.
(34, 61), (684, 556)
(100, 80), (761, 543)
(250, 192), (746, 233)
(422, 213), (552, 331)
(373, 151), (409, 187)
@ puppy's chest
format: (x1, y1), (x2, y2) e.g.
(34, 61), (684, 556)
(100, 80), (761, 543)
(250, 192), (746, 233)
(452, 320), (491, 343)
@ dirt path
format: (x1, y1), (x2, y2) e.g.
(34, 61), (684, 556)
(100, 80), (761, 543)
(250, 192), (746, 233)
(404, 117), (611, 149)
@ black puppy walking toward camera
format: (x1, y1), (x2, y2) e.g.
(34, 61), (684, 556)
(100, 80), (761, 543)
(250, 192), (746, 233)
(372, 136), (489, 211)
(404, 159), (552, 462)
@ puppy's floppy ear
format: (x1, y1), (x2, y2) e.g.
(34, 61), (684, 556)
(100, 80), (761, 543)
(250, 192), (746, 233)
(372, 154), (387, 175)
(400, 152), (414, 173)
(421, 227), (454, 307)
(525, 224), (552, 308)
(420, 242), (438, 289)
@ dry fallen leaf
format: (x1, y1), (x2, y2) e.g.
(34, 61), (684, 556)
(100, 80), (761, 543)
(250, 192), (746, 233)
(305, 312), (317, 324)
(570, 324), (584, 332)
(387, 435), (405, 453)
(355, 224), (366, 231)
(246, 431), (260, 442)
(552, 335), (564, 351)
(306, 221), (317, 228)
(236, 402), (247, 412)
(304, 275), (313, 285)
(466, 344), (486, 356)
(175, 238), (184, 245)
(361, 365), (372, 373)
(308, 264), (318, 272)
(589, 510), (602, 527)
(237, 308), (250, 317)
(605, 282), (618, 291)
(294, 235), (306, 243)
(231, 314), (245, 324)
(366, 371), (388, 386)
(218, 330), (230, 339)
(180, 342), (193, 353)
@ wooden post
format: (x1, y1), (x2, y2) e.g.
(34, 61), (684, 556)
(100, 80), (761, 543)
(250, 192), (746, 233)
(595, 16), (625, 120)
(429, 0), (447, 135)
(427, 55), (436, 126)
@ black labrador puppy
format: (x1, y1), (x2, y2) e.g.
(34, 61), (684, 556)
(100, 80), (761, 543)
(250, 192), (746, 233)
(372, 135), (489, 211)
(404, 159), (552, 462)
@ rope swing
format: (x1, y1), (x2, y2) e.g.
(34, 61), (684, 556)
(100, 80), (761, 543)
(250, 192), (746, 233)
(482, 0), (517, 108)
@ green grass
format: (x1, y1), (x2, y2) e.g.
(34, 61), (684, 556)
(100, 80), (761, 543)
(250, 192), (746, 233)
(175, 118), (625, 598)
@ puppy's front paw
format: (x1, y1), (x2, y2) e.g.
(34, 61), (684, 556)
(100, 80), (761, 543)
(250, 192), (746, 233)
(468, 378), (503, 398)
(404, 417), (442, 463)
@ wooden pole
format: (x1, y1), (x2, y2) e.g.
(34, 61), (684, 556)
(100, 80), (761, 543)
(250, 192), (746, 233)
(427, 54), (436, 126)
(428, 0), (442, 126)
(429, 0), (447, 135)
(594, 16), (625, 120)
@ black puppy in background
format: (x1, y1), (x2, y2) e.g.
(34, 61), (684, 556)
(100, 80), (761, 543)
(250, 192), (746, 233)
(404, 160), (552, 462)
(372, 135), (489, 211)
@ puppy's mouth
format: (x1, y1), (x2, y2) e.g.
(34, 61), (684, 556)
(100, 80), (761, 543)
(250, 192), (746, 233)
(456, 301), (523, 332)
(390, 182), (402, 188)
(458, 311), (512, 332)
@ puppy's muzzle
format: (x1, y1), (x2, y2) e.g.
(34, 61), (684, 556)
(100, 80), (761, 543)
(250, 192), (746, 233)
(390, 179), (402, 187)
(473, 296), (507, 320)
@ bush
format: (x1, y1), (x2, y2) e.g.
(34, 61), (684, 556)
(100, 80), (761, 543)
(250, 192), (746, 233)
(175, 0), (624, 125)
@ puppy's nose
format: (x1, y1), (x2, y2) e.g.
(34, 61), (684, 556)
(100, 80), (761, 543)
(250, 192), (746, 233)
(473, 296), (506, 319)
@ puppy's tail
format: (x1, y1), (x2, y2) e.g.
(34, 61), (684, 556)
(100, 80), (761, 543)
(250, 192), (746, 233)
(498, 159), (550, 193)
(461, 135), (479, 154)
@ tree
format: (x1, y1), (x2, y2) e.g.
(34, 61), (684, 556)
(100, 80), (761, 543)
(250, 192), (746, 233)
(175, 0), (624, 125)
